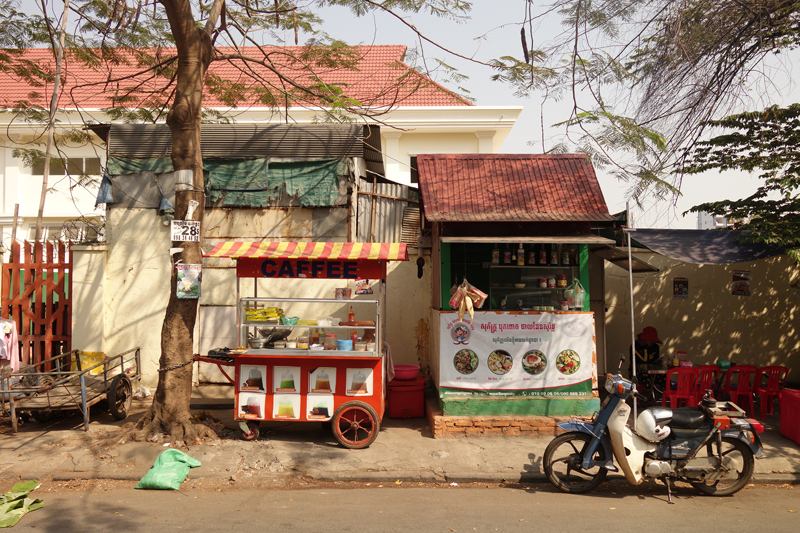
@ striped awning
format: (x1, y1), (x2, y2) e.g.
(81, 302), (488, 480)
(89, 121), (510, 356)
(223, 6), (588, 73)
(204, 242), (409, 261)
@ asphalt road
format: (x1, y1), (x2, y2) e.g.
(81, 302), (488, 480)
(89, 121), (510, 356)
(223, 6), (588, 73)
(8, 478), (798, 532)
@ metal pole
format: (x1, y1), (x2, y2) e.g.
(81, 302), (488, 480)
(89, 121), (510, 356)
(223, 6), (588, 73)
(80, 374), (89, 431)
(625, 201), (638, 432)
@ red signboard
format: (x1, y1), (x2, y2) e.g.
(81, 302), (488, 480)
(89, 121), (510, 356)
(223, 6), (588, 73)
(236, 257), (386, 279)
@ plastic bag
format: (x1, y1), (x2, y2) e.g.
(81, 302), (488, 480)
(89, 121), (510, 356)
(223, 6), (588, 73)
(449, 278), (487, 325)
(134, 384), (152, 400)
(134, 449), (201, 491)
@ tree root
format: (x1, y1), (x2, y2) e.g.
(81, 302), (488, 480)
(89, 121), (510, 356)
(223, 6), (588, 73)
(127, 405), (218, 445)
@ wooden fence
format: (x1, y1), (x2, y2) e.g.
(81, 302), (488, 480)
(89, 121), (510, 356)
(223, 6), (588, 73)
(1, 240), (72, 369)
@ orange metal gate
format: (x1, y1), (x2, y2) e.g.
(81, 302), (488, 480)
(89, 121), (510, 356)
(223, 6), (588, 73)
(1, 241), (72, 368)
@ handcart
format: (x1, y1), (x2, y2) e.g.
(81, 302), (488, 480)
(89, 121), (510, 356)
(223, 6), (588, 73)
(0, 347), (141, 433)
(196, 241), (408, 449)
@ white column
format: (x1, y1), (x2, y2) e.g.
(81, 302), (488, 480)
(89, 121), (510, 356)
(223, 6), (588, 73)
(71, 244), (108, 353)
(382, 130), (406, 185)
(476, 131), (496, 153)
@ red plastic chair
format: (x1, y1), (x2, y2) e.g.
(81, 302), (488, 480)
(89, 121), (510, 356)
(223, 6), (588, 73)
(692, 365), (720, 405)
(662, 368), (700, 408)
(756, 366), (790, 420)
(719, 365), (759, 416)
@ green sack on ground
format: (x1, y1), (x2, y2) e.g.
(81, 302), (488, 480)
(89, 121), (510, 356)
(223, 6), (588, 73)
(0, 480), (44, 528)
(134, 449), (201, 491)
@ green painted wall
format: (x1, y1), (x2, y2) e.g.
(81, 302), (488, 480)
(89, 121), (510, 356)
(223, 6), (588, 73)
(578, 243), (590, 311)
(438, 394), (600, 416)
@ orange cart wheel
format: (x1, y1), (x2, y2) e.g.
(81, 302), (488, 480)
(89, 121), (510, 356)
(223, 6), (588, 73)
(240, 422), (260, 441)
(332, 401), (380, 449)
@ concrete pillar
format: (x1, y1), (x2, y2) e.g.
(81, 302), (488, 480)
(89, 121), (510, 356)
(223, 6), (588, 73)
(382, 130), (405, 184)
(475, 131), (496, 153)
(71, 244), (108, 353)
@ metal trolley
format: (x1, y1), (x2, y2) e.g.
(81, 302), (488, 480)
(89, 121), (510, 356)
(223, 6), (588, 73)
(1, 348), (141, 432)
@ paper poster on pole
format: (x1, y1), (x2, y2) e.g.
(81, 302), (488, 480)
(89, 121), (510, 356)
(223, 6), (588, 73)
(439, 311), (597, 397)
(176, 264), (201, 299)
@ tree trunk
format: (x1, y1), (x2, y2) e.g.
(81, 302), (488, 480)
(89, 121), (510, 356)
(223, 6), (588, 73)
(135, 0), (217, 442)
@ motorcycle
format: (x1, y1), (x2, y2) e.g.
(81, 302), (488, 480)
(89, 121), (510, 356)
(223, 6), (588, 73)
(543, 356), (764, 501)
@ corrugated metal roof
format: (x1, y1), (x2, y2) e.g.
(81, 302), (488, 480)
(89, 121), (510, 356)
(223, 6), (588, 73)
(108, 123), (365, 159)
(417, 154), (613, 222)
(0, 46), (471, 109)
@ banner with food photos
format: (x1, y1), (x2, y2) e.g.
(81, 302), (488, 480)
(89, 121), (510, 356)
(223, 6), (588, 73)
(439, 311), (596, 397)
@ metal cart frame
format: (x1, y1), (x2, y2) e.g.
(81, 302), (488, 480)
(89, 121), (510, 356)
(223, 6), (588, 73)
(1, 347), (141, 432)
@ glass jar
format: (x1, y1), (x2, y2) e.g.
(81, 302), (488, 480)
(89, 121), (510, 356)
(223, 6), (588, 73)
(324, 334), (338, 350)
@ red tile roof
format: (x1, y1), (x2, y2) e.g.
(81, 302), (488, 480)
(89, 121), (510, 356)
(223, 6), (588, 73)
(0, 45), (471, 110)
(417, 154), (613, 222)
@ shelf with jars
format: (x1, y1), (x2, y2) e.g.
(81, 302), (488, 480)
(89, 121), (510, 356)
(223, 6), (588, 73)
(487, 242), (583, 311)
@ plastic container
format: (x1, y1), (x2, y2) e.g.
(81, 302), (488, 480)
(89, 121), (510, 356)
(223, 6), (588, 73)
(324, 334), (338, 350)
(780, 389), (800, 445)
(393, 364), (420, 380)
(297, 335), (309, 349)
(355, 342), (367, 351)
(387, 375), (426, 419)
(366, 342), (376, 352)
(309, 344), (324, 351)
(337, 339), (353, 351)
(273, 341), (286, 349)
(335, 288), (351, 300)
(285, 340), (297, 349)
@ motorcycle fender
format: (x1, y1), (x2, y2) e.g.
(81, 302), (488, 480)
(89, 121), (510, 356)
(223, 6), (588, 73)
(556, 422), (617, 472)
(607, 401), (656, 485)
(721, 429), (763, 458)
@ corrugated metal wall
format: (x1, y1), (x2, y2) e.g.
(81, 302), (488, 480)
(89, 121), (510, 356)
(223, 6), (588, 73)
(108, 124), (368, 160)
(357, 179), (413, 243)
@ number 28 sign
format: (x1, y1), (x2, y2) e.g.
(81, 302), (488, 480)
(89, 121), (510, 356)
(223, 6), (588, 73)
(170, 220), (201, 242)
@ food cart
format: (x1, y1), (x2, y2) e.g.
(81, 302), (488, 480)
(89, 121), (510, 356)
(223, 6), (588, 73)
(195, 242), (408, 448)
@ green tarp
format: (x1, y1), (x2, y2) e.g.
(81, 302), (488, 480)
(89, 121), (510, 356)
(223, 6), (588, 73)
(107, 156), (346, 207)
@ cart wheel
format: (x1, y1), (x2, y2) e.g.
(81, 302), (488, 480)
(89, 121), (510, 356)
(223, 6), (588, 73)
(32, 409), (55, 423)
(241, 422), (260, 441)
(108, 375), (133, 420)
(331, 401), (380, 449)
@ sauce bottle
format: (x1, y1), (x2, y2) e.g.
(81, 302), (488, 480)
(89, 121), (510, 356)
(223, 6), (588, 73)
(550, 243), (559, 265)
(348, 306), (355, 323)
(538, 243), (547, 265)
(517, 243), (525, 265)
(561, 245), (571, 266)
(491, 243), (500, 264)
(528, 245), (537, 265)
(503, 244), (512, 264)
(351, 330), (358, 344)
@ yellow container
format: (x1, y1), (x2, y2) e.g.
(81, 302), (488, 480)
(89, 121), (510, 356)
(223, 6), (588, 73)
(69, 351), (106, 375)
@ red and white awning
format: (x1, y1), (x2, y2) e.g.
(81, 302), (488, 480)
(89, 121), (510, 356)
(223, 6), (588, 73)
(204, 241), (408, 261)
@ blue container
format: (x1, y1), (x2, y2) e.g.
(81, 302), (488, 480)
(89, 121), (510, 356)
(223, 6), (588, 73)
(337, 339), (353, 351)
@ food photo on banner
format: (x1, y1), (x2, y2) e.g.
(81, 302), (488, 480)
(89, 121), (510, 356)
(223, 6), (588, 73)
(439, 312), (596, 397)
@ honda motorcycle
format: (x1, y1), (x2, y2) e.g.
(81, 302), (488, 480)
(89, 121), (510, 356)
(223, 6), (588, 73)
(543, 356), (764, 501)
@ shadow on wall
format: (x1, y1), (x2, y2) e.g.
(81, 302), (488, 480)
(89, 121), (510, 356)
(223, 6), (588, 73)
(605, 252), (800, 383)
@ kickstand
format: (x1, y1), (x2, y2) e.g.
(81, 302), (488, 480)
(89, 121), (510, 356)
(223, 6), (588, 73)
(661, 476), (675, 504)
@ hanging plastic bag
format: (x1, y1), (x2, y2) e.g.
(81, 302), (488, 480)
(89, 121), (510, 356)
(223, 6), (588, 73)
(450, 278), (487, 325)
(565, 279), (586, 310)
(134, 449), (201, 491)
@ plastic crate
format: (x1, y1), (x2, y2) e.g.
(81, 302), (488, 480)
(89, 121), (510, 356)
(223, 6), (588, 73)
(779, 389), (800, 445)
(387, 375), (426, 419)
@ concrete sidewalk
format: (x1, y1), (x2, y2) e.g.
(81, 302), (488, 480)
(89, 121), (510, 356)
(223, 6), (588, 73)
(2, 398), (800, 486)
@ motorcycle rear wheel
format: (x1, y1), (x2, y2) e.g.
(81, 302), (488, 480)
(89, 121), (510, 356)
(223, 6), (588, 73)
(544, 432), (608, 494)
(690, 437), (754, 496)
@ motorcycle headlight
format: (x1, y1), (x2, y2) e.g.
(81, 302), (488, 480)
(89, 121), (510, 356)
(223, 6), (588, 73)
(605, 378), (616, 394)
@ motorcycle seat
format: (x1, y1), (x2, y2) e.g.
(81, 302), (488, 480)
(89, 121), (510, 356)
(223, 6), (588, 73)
(668, 407), (708, 429)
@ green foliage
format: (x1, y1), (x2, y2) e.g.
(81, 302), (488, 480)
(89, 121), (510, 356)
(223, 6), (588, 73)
(684, 104), (800, 260)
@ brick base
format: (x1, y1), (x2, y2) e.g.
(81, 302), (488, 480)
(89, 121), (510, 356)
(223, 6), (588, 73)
(425, 395), (591, 438)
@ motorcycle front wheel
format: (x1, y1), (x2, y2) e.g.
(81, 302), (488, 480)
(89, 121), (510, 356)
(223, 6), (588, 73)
(543, 432), (608, 494)
(690, 437), (754, 496)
